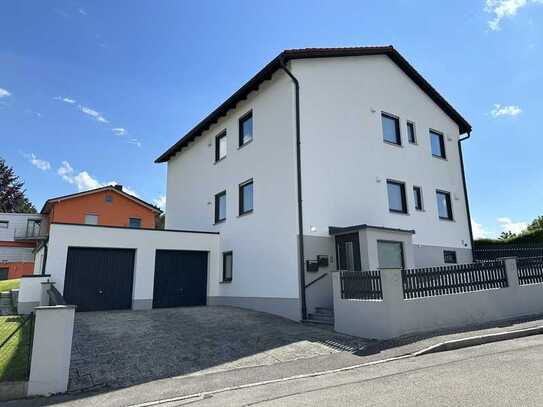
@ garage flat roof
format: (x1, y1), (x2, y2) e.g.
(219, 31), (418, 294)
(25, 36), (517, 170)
(51, 222), (219, 235)
(329, 224), (416, 235)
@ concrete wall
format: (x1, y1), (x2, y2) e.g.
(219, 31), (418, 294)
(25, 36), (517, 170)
(18, 275), (51, 314)
(414, 244), (473, 267)
(27, 305), (75, 396)
(165, 70), (301, 319)
(0, 213), (45, 241)
(291, 55), (471, 253)
(333, 258), (543, 339)
(44, 223), (220, 309)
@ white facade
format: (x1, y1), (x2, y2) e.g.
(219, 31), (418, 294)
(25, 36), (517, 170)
(164, 52), (473, 320)
(0, 213), (47, 242)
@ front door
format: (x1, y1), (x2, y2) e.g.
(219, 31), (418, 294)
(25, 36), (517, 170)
(335, 233), (362, 271)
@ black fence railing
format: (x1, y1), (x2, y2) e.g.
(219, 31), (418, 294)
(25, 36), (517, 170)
(47, 285), (67, 306)
(473, 244), (543, 262)
(517, 257), (543, 286)
(0, 313), (34, 381)
(340, 270), (383, 300)
(402, 261), (508, 299)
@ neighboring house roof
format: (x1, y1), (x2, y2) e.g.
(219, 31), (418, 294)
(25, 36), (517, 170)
(156, 46), (472, 163)
(40, 185), (162, 214)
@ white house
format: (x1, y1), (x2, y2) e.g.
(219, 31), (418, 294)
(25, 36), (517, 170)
(156, 46), (474, 322)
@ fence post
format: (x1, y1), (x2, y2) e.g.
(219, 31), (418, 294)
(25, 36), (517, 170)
(40, 282), (53, 306)
(502, 257), (519, 288)
(27, 305), (76, 396)
(380, 269), (404, 306)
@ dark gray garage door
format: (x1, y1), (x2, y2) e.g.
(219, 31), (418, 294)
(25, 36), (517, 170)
(64, 247), (135, 312)
(153, 250), (208, 308)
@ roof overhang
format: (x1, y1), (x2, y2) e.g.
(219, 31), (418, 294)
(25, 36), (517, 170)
(155, 46), (472, 163)
(329, 224), (416, 236)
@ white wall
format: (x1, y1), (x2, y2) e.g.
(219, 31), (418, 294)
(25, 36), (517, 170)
(0, 213), (46, 241)
(44, 224), (220, 305)
(166, 70), (300, 301)
(18, 275), (51, 314)
(292, 55), (471, 251)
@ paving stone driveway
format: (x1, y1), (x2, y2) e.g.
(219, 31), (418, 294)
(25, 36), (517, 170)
(69, 306), (368, 392)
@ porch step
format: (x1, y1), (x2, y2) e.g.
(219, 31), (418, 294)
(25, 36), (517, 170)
(314, 307), (334, 316)
(305, 308), (335, 326)
(302, 318), (334, 326)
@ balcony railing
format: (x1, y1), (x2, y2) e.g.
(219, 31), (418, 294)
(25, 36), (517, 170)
(13, 228), (48, 241)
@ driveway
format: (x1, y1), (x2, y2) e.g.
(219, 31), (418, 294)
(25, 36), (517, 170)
(69, 306), (368, 392)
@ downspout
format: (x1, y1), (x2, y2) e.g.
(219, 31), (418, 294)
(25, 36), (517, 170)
(459, 131), (474, 252)
(279, 57), (307, 320)
(40, 240), (48, 275)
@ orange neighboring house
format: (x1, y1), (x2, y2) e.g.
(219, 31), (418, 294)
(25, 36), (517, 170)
(0, 185), (161, 280)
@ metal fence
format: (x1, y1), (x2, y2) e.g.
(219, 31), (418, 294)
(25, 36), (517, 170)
(0, 313), (34, 382)
(340, 270), (383, 300)
(517, 257), (543, 286)
(402, 261), (508, 299)
(473, 244), (543, 262)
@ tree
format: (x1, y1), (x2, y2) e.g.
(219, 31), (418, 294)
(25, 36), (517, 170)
(499, 231), (515, 241)
(0, 157), (36, 213)
(527, 216), (543, 232)
(155, 213), (165, 229)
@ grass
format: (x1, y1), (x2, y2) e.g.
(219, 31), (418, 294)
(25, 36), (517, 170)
(0, 279), (20, 293)
(0, 315), (33, 382)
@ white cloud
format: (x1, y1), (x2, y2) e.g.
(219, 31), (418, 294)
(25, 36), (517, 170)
(78, 8), (87, 15)
(153, 195), (166, 210)
(490, 104), (522, 117)
(79, 105), (109, 123)
(0, 88), (11, 98)
(58, 161), (139, 196)
(54, 96), (76, 104)
(112, 128), (127, 136)
(497, 217), (528, 235)
(128, 138), (142, 148)
(27, 153), (51, 171)
(485, 0), (543, 30)
(471, 219), (489, 239)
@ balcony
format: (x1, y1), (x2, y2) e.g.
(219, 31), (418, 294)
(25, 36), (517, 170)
(14, 227), (48, 241)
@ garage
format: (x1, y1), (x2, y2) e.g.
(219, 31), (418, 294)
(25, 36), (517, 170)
(153, 250), (208, 308)
(64, 247), (135, 312)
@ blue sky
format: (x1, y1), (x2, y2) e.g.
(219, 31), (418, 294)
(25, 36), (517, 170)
(1, 0), (542, 238)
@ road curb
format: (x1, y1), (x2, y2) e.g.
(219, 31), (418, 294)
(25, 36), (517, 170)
(413, 325), (543, 357)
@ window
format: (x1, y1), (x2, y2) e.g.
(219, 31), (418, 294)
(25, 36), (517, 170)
(430, 130), (446, 158)
(239, 179), (253, 215)
(223, 251), (233, 282)
(377, 241), (404, 269)
(436, 190), (453, 220)
(129, 218), (142, 228)
(0, 221), (8, 229)
(381, 113), (401, 145)
(26, 219), (41, 237)
(413, 186), (423, 211)
(105, 194), (113, 203)
(239, 111), (253, 146)
(84, 214), (98, 225)
(387, 180), (407, 214)
(215, 190), (227, 223)
(444, 250), (457, 264)
(407, 121), (416, 143)
(215, 131), (227, 162)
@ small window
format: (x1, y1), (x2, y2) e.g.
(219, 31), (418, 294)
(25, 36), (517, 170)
(215, 190), (227, 223)
(223, 251), (233, 282)
(0, 221), (8, 229)
(129, 218), (142, 228)
(84, 214), (98, 225)
(436, 190), (453, 220)
(377, 241), (404, 269)
(239, 179), (253, 215)
(407, 121), (416, 143)
(239, 111), (253, 146)
(387, 180), (407, 214)
(444, 250), (457, 264)
(413, 186), (423, 211)
(381, 113), (401, 145)
(215, 131), (227, 162)
(430, 130), (446, 158)
(105, 194), (113, 203)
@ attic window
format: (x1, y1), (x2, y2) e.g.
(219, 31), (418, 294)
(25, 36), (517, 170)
(105, 195), (113, 203)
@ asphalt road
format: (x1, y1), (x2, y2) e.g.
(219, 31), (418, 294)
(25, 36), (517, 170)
(161, 334), (543, 407)
(5, 334), (543, 406)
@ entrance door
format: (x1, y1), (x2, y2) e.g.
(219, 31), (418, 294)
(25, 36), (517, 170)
(153, 250), (208, 308)
(0, 268), (8, 280)
(335, 233), (362, 271)
(64, 247), (135, 312)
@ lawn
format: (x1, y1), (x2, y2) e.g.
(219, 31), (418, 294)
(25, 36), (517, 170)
(0, 279), (20, 293)
(0, 315), (33, 382)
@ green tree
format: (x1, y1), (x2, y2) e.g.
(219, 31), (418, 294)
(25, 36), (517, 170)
(498, 231), (515, 241)
(0, 157), (36, 213)
(527, 216), (543, 232)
